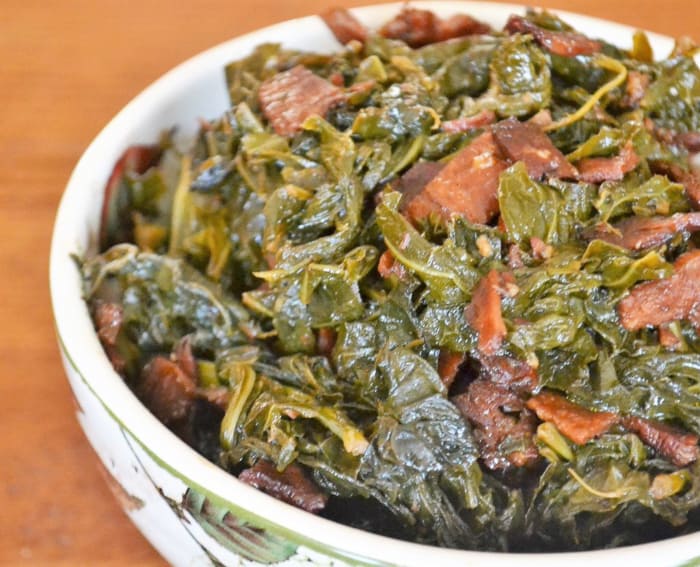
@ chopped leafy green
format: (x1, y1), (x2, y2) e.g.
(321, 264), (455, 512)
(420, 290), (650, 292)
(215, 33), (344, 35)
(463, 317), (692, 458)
(83, 6), (700, 554)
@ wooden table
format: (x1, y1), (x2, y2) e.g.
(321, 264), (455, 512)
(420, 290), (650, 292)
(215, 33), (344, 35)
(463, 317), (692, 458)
(1, 0), (695, 564)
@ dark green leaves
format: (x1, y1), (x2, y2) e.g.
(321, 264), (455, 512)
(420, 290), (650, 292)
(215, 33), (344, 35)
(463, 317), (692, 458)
(469, 35), (551, 117)
(84, 9), (700, 554)
(498, 162), (594, 245)
(642, 56), (700, 132)
(376, 191), (479, 304)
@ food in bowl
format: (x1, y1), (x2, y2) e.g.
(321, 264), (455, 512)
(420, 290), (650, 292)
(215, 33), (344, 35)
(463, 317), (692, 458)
(78, 5), (700, 553)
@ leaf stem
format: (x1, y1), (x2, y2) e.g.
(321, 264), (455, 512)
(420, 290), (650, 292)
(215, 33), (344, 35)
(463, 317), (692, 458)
(544, 55), (627, 133)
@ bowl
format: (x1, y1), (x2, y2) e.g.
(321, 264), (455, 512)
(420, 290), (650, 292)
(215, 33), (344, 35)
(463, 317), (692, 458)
(49, 2), (700, 566)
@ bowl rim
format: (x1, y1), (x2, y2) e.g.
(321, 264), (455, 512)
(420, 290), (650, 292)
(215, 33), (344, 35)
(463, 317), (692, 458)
(49, 3), (699, 566)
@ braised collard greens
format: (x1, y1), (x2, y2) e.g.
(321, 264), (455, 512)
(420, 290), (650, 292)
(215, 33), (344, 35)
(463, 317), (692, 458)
(82, 6), (700, 552)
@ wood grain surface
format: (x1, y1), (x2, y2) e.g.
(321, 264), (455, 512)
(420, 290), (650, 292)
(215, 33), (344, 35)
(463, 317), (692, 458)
(0, 1), (696, 564)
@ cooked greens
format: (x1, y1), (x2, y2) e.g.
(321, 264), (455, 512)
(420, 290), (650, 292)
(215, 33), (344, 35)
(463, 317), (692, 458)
(81, 6), (700, 552)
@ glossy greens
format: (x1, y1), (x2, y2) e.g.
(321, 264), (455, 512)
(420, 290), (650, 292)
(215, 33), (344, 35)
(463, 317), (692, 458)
(82, 7), (700, 553)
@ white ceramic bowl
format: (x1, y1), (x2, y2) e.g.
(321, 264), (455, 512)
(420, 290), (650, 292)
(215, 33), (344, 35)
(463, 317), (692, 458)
(50, 3), (700, 566)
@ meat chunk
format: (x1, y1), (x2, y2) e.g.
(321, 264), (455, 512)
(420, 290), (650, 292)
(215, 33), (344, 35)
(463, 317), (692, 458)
(659, 323), (683, 350)
(197, 387), (231, 411)
(675, 131), (700, 152)
(618, 250), (700, 330)
(575, 142), (640, 183)
(173, 335), (198, 383)
(505, 15), (602, 57)
(377, 249), (408, 280)
(649, 159), (700, 208)
(583, 140), (639, 181)
(436, 13), (491, 41)
(623, 416), (699, 467)
(316, 327), (337, 357)
(577, 143), (639, 183)
(507, 244), (525, 269)
(380, 7), (490, 48)
(441, 109), (496, 133)
(582, 213), (700, 251)
(465, 270), (508, 356)
(525, 391), (618, 445)
(94, 301), (123, 346)
(530, 236), (553, 260)
(239, 461), (328, 513)
(438, 351), (466, 389)
(380, 7), (439, 47)
(453, 379), (539, 470)
(100, 144), (162, 249)
(320, 7), (367, 44)
(406, 131), (508, 224)
(140, 356), (196, 426)
(94, 301), (127, 373)
(621, 71), (650, 109)
(394, 161), (444, 209)
(258, 66), (344, 137)
(477, 353), (539, 393)
(492, 117), (577, 180)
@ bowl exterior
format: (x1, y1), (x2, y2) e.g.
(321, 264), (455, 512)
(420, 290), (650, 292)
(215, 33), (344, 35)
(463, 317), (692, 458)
(58, 339), (358, 567)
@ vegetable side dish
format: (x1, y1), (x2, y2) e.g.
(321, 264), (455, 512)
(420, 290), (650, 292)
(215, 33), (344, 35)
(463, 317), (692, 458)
(81, 6), (700, 552)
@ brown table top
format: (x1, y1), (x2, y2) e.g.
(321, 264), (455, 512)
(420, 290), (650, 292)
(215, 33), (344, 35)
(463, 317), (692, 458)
(1, 0), (696, 564)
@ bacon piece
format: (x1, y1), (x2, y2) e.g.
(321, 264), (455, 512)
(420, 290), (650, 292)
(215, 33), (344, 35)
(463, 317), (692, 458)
(380, 7), (439, 47)
(505, 15), (602, 57)
(404, 192), (442, 224)
(530, 236), (553, 260)
(258, 66), (344, 137)
(94, 301), (123, 346)
(618, 250), (700, 330)
(442, 110), (496, 134)
(173, 335), (198, 383)
(436, 13), (491, 41)
(478, 354), (538, 393)
(507, 244), (525, 269)
(140, 356), (196, 426)
(406, 131), (508, 224)
(492, 117), (577, 180)
(316, 327), (337, 357)
(649, 159), (700, 208)
(526, 391), (618, 445)
(239, 461), (328, 513)
(100, 145), (162, 249)
(582, 213), (700, 251)
(328, 71), (344, 87)
(93, 301), (126, 372)
(465, 270), (508, 356)
(623, 416), (699, 466)
(575, 142), (640, 184)
(658, 324), (683, 350)
(453, 379), (539, 470)
(394, 161), (444, 208)
(393, 162), (444, 224)
(377, 249), (407, 280)
(438, 351), (465, 389)
(380, 7), (490, 47)
(621, 71), (650, 109)
(197, 386), (231, 411)
(675, 131), (700, 152)
(320, 7), (368, 45)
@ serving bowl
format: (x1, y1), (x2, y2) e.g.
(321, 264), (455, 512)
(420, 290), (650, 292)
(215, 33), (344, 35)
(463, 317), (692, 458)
(49, 2), (700, 565)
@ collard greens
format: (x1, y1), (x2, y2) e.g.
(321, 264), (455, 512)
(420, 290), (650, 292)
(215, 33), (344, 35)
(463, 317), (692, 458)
(81, 6), (700, 552)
